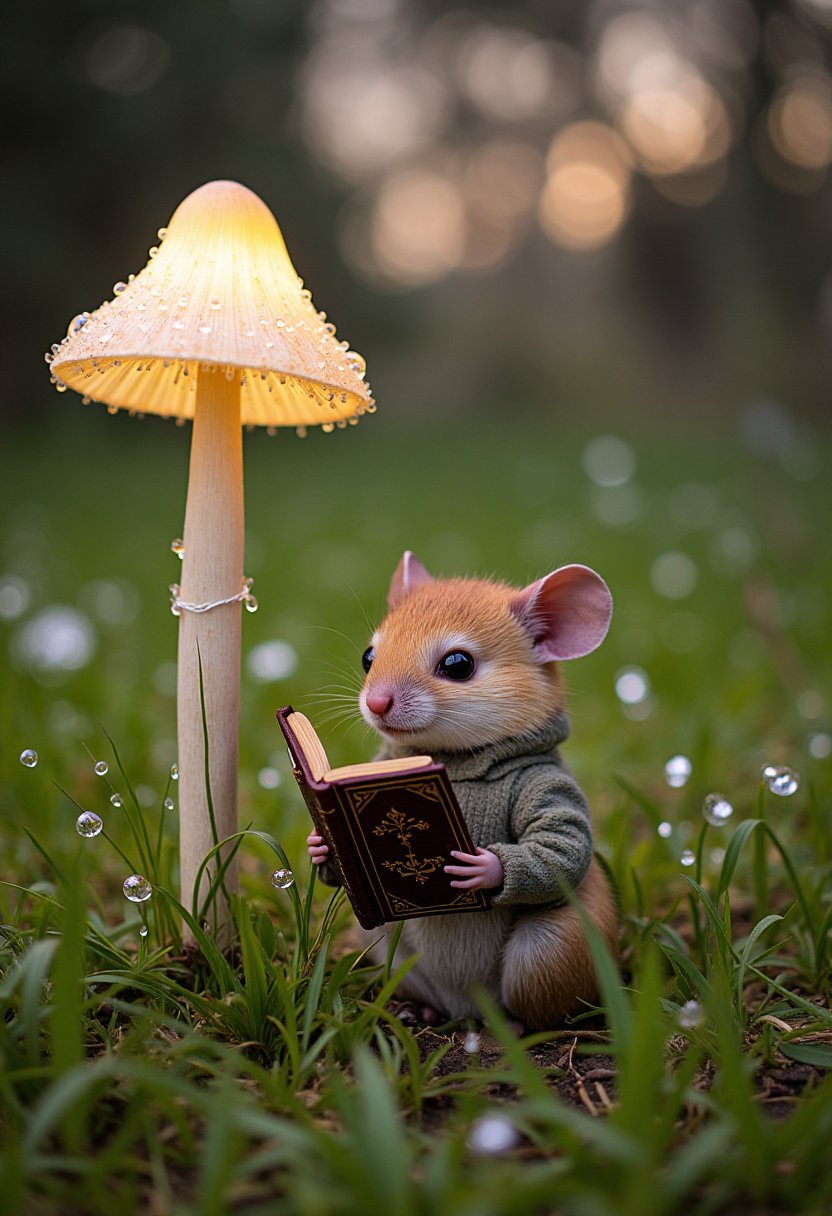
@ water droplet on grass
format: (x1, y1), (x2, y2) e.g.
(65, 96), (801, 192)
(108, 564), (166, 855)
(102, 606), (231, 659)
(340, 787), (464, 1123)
(170, 762), (179, 780)
(665, 755), (692, 788)
(94, 760), (109, 776)
(139, 925), (149, 938)
(20, 748), (38, 767)
(680, 849), (696, 867)
(270, 868), (294, 890)
(762, 765), (800, 796)
(678, 999), (704, 1029)
(123, 875), (152, 903)
(110, 793), (122, 808)
(164, 796), (174, 811)
(467, 1114), (519, 1155)
(702, 793), (734, 826)
(76, 811), (103, 837)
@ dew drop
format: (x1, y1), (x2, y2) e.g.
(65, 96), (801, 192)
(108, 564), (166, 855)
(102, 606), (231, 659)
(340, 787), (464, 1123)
(463, 1031), (481, 1053)
(170, 762), (179, 780)
(680, 849), (696, 867)
(164, 796), (175, 811)
(664, 755), (692, 789)
(113, 281), (127, 295)
(139, 925), (149, 938)
(467, 1114), (520, 1156)
(157, 227), (168, 240)
(657, 821), (672, 838)
(171, 538), (185, 559)
(270, 868), (294, 890)
(19, 748), (38, 768)
(94, 760), (109, 777)
(678, 999), (704, 1029)
(345, 350), (366, 378)
(76, 811), (103, 838)
(110, 793), (123, 808)
(762, 764), (800, 797)
(123, 874), (153, 903)
(148, 246), (159, 258)
(244, 595), (259, 613)
(68, 312), (91, 337)
(702, 793), (733, 827)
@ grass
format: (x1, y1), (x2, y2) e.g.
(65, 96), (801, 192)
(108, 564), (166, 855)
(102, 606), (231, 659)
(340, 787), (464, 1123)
(1, 407), (831, 1214)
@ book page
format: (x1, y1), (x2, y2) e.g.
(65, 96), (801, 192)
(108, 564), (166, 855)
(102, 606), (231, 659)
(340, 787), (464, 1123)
(286, 712), (330, 781)
(324, 755), (434, 781)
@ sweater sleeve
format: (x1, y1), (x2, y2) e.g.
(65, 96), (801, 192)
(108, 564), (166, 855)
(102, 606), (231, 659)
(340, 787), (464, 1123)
(485, 765), (593, 907)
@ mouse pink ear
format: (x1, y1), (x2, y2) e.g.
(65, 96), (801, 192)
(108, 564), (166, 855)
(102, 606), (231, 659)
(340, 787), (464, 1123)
(388, 550), (433, 609)
(509, 564), (613, 662)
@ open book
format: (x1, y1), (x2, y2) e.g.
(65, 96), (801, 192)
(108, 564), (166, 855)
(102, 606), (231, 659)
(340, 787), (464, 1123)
(277, 706), (490, 929)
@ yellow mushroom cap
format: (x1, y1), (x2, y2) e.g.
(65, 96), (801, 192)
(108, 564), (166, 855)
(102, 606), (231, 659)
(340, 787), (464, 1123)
(49, 180), (374, 429)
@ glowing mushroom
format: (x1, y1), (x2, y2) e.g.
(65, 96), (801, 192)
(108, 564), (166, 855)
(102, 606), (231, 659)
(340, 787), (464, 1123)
(48, 180), (375, 931)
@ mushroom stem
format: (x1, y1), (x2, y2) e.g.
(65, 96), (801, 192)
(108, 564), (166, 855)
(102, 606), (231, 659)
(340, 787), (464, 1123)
(177, 368), (243, 937)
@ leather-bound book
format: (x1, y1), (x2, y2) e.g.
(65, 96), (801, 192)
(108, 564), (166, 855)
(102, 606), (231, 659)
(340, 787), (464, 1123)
(277, 706), (490, 930)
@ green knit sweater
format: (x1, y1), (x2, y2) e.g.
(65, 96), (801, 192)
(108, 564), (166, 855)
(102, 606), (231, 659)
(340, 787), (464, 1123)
(320, 711), (593, 907)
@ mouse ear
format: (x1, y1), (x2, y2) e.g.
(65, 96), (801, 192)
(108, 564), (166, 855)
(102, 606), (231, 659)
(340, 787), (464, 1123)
(509, 564), (613, 662)
(388, 550), (433, 609)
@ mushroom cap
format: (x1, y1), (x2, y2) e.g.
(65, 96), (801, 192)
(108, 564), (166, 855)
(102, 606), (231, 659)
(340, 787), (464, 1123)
(49, 180), (374, 429)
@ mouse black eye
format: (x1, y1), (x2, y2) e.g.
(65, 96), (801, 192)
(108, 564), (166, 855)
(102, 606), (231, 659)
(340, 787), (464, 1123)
(362, 646), (375, 673)
(436, 651), (475, 681)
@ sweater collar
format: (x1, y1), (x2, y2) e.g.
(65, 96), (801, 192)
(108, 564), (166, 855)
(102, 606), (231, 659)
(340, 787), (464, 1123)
(379, 709), (571, 781)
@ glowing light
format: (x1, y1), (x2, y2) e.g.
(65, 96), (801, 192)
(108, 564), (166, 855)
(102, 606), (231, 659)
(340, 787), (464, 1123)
(372, 168), (467, 285)
(539, 122), (631, 251)
(464, 141), (544, 223)
(768, 78), (832, 170)
(619, 75), (731, 176)
(459, 25), (554, 121)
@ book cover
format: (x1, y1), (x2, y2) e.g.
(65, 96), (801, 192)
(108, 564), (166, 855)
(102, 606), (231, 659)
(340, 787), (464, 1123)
(277, 706), (490, 929)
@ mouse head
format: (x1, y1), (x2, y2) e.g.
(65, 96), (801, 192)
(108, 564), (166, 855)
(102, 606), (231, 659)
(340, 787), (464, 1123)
(359, 551), (613, 752)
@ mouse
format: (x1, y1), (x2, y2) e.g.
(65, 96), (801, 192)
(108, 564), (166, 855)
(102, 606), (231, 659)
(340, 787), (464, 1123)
(308, 550), (619, 1028)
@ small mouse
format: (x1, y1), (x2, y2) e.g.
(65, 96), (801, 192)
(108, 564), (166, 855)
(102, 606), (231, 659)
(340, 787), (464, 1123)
(308, 551), (619, 1028)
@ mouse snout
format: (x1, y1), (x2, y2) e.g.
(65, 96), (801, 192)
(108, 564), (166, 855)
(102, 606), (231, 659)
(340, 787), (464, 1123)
(365, 689), (394, 716)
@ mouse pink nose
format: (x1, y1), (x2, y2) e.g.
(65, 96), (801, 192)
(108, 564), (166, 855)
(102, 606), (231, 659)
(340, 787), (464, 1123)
(366, 690), (393, 716)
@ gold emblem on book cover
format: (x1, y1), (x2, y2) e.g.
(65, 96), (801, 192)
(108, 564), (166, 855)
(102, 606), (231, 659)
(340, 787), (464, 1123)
(373, 807), (445, 885)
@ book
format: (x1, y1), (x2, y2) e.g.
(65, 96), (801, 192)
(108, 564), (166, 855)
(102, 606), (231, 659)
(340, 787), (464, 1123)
(276, 705), (490, 930)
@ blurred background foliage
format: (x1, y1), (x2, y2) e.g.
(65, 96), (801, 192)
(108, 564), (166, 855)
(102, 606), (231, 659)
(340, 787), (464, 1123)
(5, 0), (832, 428)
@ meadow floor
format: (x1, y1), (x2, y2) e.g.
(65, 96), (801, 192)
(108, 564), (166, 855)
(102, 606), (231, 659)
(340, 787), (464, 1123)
(1, 410), (831, 1214)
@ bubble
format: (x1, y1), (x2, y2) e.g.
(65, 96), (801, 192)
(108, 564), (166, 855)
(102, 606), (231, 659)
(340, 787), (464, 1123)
(170, 762), (179, 780)
(615, 667), (650, 705)
(76, 811), (103, 838)
(0, 574), (30, 621)
(678, 999), (704, 1029)
(246, 640), (298, 683)
(702, 793), (733, 827)
(113, 281), (127, 295)
(808, 733), (832, 760)
(164, 796), (175, 811)
(665, 755), (692, 788)
(680, 849), (696, 867)
(110, 793), (123, 808)
(139, 925), (149, 938)
(123, 875), (153, 903)
(270, 868), (295, 890)
(762, 765), (800, 797)
(258, 767), (281, 789)
(657, 821), (673, 838)
(582, 435), (635, 486)
(466, 1114), (520, 1155)
(19, 748), (38, 768)
(94, 760), (109, 777)
(12, 606), (96, 677)
(651, 552), (698, 600)
(463, 1031), (481, 1053)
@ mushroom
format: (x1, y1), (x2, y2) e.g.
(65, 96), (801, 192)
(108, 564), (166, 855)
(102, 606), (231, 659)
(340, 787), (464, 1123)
(48, 180), (374, 932)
